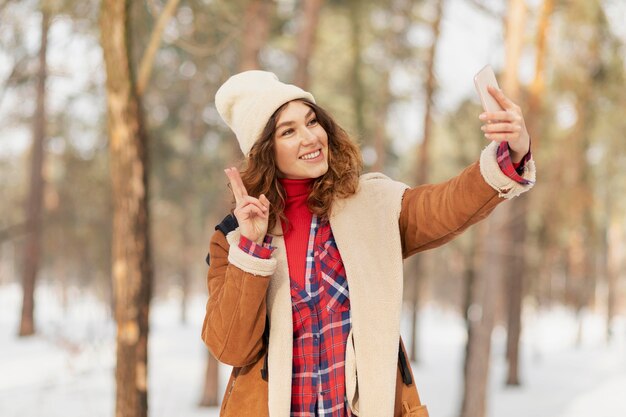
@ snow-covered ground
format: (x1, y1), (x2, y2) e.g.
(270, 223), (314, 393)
(1, 282), (625, 417)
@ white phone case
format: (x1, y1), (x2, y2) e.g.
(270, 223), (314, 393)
(474, 65), (503, 113)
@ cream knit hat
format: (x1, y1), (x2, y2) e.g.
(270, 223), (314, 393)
(215, 70), (316, 156)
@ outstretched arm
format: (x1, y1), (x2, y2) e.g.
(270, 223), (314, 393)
(400, 88), (535, 258)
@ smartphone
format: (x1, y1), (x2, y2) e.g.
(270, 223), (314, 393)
(474, 65), (503, 113)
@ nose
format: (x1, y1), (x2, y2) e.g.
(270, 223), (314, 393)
(301, 127), (317, 145)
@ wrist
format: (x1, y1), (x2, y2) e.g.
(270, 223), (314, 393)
(509, 135), (530, 163)
(510, 149), (524, 164)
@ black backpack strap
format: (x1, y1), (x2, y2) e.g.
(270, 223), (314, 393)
(206, 214), (239, 266)
(216, 213), (239, 236)
(398, 339), (413, 385)
(261, 317), (270, 381)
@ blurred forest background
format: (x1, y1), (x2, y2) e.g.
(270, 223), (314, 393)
(1, 0), (625, 417)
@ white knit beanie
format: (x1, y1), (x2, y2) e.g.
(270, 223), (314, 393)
(215, 70), (316, 156)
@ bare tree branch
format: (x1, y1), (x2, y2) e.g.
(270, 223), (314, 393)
(465, 0), (502, 19)
(0, 53), (32, 120)
(172, 28), (240, 58)
(136, 0), (181, 96)
(0, 65), (13, 106)
(144, 0), (161, 17)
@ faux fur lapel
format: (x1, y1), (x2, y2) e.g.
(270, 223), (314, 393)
(330, 173), (408, 417)
(265, 222), (293, 417)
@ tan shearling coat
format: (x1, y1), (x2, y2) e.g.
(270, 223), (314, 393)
(201, 141), (535, 417)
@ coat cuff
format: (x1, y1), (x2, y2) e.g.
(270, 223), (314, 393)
(225, 230), (277, 276)
(479, 141), (536, 199)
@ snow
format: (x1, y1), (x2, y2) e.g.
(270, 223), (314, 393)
(1, 283), (625, 417)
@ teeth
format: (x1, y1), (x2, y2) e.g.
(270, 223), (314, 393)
(300, 150), (320, 160)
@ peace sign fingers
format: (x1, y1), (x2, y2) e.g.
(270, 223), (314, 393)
(224, 167), (270, 243)
(224, 167), (248, 204)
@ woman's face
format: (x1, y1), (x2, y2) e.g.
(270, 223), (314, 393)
(273, 100), (329, 180)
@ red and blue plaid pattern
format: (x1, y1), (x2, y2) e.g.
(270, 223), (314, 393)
(496, 141), (533, 185)
(238, 217), (352, 417)
(238, 234), (275, 259)
(290, 215), (352, 417)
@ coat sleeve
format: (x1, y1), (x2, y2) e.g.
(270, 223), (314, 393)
(201, 229), (273, 367)
(399, 161), (501, 258)
(399, 142), (536, 258)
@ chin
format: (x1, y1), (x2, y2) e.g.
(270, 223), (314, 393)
(281, 161), (329, 179)
(310, 164), (329, 178)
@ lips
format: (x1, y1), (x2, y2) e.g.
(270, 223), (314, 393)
(299, 149), (321, 160)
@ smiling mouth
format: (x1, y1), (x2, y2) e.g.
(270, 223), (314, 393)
(299, 150), (321, 160)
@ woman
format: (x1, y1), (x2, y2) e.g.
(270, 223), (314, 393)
(201, 70), (535, 417)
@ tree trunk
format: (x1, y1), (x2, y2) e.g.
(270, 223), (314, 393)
(347, 0), (365, 140)
(100, 1), (153, 417)
(460, 207), (508, 417)
(501, 0), (527, 97)
(416, 0), (444, 187)
(504, 194), (525, 386)
(372, 72), (390, 172)
(228, 0), (273, 160)
(566, 86), (594, 346)
(239, 0), (273, 71)
(606, 220), (620, 342)
(199, 352), (221, 406)
(179, 195), (194, 325)
(408, 0), (445, 362)
(526, 0), (553, 132)
(461, 0), (526, 413)
(293, 0), (324, 90)
(462, 229), (478, 379)
(18, 9), (50, 337)
(180, 257), (190, 324)
(500, 0), (530, 387)
(505, 0), (553, 386)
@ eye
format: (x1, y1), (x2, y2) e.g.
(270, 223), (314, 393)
(281, 128), (294, 137)
(307, 118), (318, 126)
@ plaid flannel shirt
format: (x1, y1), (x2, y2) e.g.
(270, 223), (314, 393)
(240, 215), (352, 417)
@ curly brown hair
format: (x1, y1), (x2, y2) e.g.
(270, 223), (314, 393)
(237, 100), (363, 232)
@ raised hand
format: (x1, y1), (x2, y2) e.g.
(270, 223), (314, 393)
(479, 86), (531, 163)
(224, 167), (271, 244)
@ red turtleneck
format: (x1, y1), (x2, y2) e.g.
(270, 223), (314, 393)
(279, 178), (314, 289)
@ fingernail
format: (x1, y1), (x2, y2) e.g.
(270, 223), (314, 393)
(480, 126), (485, 131)
(479, 114), (487, 120)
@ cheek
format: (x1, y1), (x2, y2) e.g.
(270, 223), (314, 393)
(320, 131), (329, 152)
(320, 130), (329, 149)
(274, 141), (296, 169)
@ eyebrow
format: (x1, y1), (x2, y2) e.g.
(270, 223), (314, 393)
(276, 108), (315, 130)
